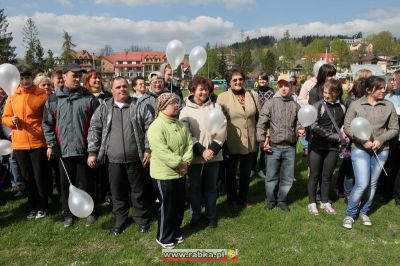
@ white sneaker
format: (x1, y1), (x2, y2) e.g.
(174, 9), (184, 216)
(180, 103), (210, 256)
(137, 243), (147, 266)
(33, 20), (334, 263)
(250, 170), (255, 177)
(307, 203), (319, 216)
(343, 216), (354, 229)
(321, 202), (336, 215)
(156, 239), (175, 249)
(258, 170), (266, 179)
(175, 236), (184, 244)
(360, 214), (372, 226)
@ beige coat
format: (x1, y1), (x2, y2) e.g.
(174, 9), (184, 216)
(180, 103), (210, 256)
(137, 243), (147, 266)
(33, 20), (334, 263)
(217, 89), (260, 155)
(179, 96), (227, 164)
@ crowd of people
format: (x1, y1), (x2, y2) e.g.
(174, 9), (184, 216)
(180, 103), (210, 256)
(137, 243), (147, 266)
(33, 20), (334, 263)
(1, 61), (400, 249)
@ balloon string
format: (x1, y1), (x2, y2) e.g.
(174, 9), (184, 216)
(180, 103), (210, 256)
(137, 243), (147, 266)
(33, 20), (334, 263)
(59, 158), (72, 185)
(170, 69), (173, 94)
(10, 98), (19, 131)
(373, 150), (388, 176)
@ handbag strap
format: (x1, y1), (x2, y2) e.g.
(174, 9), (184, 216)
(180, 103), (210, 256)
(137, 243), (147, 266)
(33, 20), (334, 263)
(321, 101), (344, 142)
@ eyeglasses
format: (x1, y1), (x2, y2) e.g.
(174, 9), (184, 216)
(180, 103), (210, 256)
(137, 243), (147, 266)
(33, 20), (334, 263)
(152, 80), (163, 85)
(231, 78), (244, 82)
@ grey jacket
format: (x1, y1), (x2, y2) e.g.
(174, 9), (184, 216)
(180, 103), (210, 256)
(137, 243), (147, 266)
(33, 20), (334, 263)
(343, 96), (399, 150)
(256, 91), (302, 148)
(42, 86), (99, 158)
(87, 97), (154, 164)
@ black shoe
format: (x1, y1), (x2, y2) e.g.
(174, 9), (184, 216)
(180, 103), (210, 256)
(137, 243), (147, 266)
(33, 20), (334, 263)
(111, 226), (122, 236)
(208, 220), (218, 228)
(380, 195), (392, 203)
(105, 194), (112, 204)
(277, 203), (290, 212)
(189, 218), (200, 228)
(265, 202), (276, 211)
(64, 216), (74, 228)
(86, 215), (96, 226)
(138, 224), (150, 233)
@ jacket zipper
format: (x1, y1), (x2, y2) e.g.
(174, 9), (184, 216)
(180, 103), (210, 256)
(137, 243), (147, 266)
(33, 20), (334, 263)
(120, 108), (127, 162)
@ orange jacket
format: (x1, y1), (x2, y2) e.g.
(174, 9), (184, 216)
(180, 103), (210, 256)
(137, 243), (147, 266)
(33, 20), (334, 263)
(2, 86), (48, 150)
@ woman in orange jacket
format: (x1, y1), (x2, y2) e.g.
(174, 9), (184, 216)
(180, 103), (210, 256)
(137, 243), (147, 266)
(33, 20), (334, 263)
(2, 66), (49, 220)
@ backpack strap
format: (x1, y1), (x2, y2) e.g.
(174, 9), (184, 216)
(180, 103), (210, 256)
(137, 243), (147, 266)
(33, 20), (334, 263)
(322, 101), (344, 142)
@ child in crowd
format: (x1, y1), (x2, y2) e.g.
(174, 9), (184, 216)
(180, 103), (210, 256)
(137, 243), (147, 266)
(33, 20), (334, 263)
(307, 79), (345, 215)
(256, 74), (303, 212)
(147, 93), (193, 249)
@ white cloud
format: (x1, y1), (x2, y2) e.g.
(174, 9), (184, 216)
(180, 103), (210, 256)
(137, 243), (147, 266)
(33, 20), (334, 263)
(7, 10), (400, 59)
(57, 0), (73, 7)
(244, 15), (400, 39)
(8, 13), (236, 57)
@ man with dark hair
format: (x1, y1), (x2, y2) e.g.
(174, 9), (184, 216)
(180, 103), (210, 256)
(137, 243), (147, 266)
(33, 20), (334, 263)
(43, 63), (99, 227)
(87, 77), (153, 235)
(159, 63), (184, 100)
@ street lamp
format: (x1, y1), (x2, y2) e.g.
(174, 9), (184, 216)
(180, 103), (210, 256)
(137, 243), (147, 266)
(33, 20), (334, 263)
(92, 53), (95, 69)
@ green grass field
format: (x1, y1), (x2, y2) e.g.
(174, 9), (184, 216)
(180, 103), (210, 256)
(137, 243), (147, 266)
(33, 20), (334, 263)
(1, 144), (399, 265)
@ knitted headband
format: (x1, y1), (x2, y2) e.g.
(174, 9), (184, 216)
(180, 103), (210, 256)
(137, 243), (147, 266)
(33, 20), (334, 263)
(156, 93), (179, 116)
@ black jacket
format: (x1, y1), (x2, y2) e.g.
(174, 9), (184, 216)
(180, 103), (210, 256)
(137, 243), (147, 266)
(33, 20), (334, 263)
(310, 100), (345, 151)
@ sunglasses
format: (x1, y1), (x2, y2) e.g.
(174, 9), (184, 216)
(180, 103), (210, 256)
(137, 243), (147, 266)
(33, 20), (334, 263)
(232, 78), (244, 82)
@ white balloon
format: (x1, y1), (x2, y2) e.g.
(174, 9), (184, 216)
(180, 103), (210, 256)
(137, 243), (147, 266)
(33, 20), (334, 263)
(189, 46), (207, 76)
(298, 104), (318, 127)
(0, 63), (20, 96)
(313, 60), (326, 77)
(166, 40), (186, 70)
(68, 185), (94, 218)
(203, 108), (226, 135)
(0, 139), (12, 156)
(350, 117), (372, 141)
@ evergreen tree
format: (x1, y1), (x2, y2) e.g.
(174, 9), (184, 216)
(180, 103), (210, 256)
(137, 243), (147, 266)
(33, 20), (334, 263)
(261, 49), (277, 74)
(44, 49), (56, 72)
(276, 30), (299, 72)
(217, 47), (228, 79)
(61, 30), (76, 65)
(22, 18), (40, 69)
(0, 9), (17, 64)
(197, 42), (218, 78)
(35, 39), (45, 71)
(234, 35), (252, 75)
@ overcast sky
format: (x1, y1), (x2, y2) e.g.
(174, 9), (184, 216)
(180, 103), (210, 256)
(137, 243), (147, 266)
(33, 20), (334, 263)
(3, 0), (400, 57)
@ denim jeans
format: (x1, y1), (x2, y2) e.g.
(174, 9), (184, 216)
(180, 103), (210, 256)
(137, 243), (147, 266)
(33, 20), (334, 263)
(265, 146), (295, 203)
(0, 152), (23, 189)
(346, 148), (389, 218)
(9, 152), (23, 188)
(188, 162), (220, 222)
(226, 153), (254, 205)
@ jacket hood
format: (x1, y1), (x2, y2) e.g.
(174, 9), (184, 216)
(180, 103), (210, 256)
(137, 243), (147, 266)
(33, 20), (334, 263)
(185, 95), (212, 109)
(136, 93), (153, 104)
(273, 91), (293, 101)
